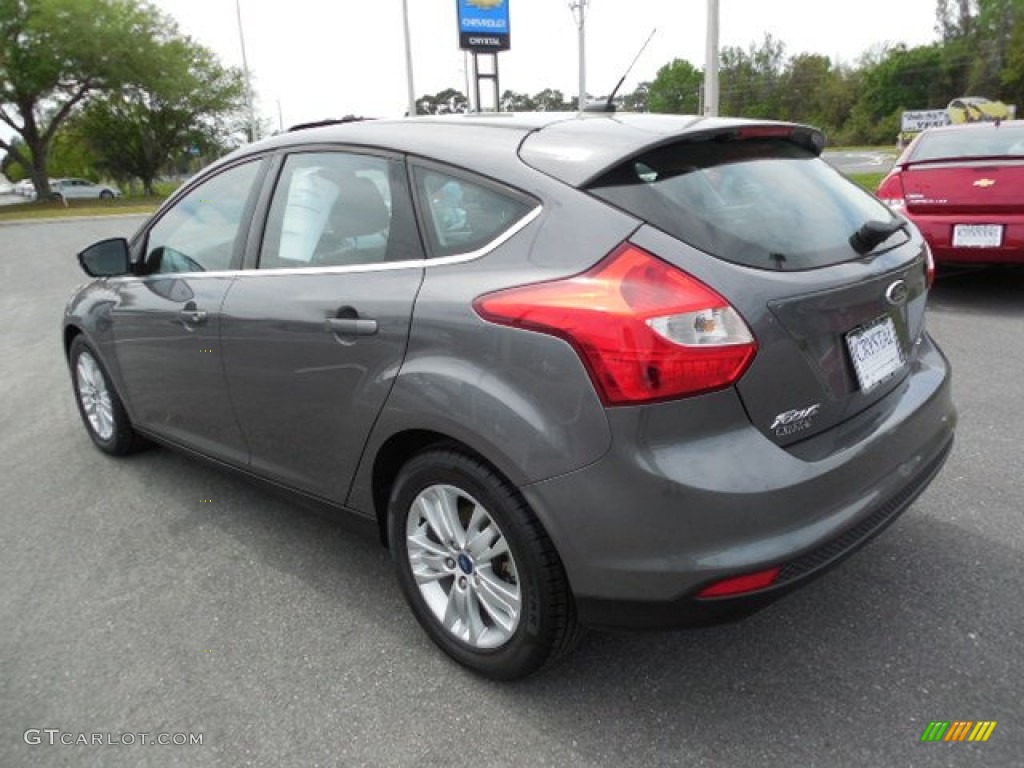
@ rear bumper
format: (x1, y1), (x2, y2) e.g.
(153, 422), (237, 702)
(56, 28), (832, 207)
(520, 334), (956, 630)
(907, 211), (1024, 264)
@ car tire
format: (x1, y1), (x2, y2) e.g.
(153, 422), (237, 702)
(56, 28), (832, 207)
(388, 447), (580, 680)
(69, 336), (145, 456)
(100, 190), (113, 199)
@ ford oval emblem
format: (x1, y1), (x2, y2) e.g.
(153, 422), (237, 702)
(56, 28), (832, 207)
(885, 280), (909, 306)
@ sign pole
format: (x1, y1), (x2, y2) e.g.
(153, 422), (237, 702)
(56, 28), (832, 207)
(570, 1), (588, 112)
(456, 0), (510, 111)
(704, 0), (720, 116)
(403, 0), (417, 116)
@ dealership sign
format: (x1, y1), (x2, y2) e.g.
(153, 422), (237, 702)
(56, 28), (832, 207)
(457, 0), (510, 51)
(901, 109), (952, 132)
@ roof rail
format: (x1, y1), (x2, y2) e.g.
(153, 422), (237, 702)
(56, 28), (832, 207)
(287, 117), (371, 132)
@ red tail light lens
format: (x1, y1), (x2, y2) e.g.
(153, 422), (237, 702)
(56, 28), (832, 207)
(473, 244), (757, 405)
(877, 172), (906, 211)
(696, 566), (781, 598)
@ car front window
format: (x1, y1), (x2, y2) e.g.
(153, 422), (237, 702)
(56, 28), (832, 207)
(143, 160), (261, 274)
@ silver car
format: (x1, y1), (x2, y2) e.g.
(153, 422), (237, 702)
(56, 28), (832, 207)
(52, 177), (121, 200)
(63, 114), (956, 679)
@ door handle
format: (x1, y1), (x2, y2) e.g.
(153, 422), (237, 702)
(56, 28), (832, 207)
(178, 305), (208, 325)
(326, 317), (378, 336)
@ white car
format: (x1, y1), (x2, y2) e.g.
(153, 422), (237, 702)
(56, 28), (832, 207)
(52, 178), (121, 200)
(14, 179), (37, 197)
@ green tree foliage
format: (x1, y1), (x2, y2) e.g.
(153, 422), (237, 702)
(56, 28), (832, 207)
(416, 88), (469, 115)
(720, 34), (787, 119)
(76, 39), (245, 195)
(1002, 14), (1024, 105)
(621, 82), (650, 112)
(531, 89), (573, 111)
(647, 60), (701, 114)
(0, 0), (165, 198)
(500, 90), (536, 111)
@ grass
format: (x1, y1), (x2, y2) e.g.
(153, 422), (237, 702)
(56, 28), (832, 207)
(0, 196), (164, 222)
(846, 171), (888, 192)
(827, 144), (898, 154)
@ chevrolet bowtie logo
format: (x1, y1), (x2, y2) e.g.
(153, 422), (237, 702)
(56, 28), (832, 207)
(973, 178), (996, 188)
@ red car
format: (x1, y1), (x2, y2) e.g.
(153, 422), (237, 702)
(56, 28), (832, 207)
(877, 121), (1024, 265)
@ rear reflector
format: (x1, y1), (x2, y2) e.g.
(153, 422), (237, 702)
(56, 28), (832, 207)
(473, 244), (757, 405)
(924, 240), (936, 288)
(696, 566), (782, 598)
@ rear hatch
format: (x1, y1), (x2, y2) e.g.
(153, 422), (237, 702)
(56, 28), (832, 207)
(900, 161), (1024, 215)
(556, 124), (929, 447)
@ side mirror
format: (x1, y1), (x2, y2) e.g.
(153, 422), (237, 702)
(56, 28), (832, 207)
(78, 237), (131, 277)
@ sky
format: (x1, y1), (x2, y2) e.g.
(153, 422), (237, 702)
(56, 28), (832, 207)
(148, 0), (942, 130)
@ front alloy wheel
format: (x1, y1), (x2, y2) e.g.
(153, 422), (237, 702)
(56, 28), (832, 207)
(76, 350), (115, 441)
(389, 448), (579, 680)
(69, 336), (144, 455)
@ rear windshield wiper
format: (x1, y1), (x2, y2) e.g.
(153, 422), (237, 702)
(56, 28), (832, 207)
(849, 219), (904, 255)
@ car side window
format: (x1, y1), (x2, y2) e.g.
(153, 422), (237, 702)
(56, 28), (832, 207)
(413, 167), (534, 258)
(143, 160), (261, 275)
(259, 152), (410, 269)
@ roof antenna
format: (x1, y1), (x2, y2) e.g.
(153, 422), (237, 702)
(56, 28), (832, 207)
(585, 28), (657, 113)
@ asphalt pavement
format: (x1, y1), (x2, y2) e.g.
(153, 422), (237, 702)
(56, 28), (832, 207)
(822, 149), (898, 175)
(1, 218), (1021, 767)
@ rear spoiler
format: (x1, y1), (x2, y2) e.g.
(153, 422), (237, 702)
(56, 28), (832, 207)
(577, 123), (826, 187)
(898, 153), (1021, 170)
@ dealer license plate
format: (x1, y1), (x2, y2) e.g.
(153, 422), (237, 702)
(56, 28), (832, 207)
(952, 224), (1003, 248)
(846, 316), (905, 392)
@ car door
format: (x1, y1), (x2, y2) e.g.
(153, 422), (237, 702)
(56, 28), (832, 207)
(110, 158), (266, 465)
(220, 150), (425, 502)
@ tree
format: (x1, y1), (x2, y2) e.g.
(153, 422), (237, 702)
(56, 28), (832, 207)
(76, 38), (245, 195)
(647, 60), (701, 114)
(719, 34), (787, 118)
(500, 90), (535, 112)
(1002, 14), (1024, 105)
(936, 0), (977, 39)
(531, 89), (572, 111)
(621, 82), (651, 113)
(416, 89), (468, 115)
(0, 0), (167, 199)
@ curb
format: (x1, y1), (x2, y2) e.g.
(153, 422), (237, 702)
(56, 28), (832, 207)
(0, 212), (152, 228)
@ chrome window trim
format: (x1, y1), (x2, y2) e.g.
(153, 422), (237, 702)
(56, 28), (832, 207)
(108, 205), (542, 281)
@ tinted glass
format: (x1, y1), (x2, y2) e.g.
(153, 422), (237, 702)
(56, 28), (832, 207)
(259, 153), (404, 269)
(590, 139), (900, 271)
(414, 167), (532, 258)
(911, 124), (1024, 161)
(144, 161), (261, 274)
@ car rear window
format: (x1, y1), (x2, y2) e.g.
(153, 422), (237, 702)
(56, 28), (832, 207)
(588, 138), (900, 271)
(911, 125), (1024, 162)
(412, 166), (534, 258)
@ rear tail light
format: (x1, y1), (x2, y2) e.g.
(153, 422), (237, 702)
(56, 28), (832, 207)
(473, 244), (757, 405)
(877, 172), (906, 211)
(696, 566), (781, 598)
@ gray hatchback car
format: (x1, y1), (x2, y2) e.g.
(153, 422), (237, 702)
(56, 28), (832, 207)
(64, 113), (956, 679)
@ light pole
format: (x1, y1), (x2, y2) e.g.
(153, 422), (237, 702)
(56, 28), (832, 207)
(402, 0), (417, 116)
(704, 0), (720, 116)
(569, 1), (589, 112)
(235, 0), (257, 140)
